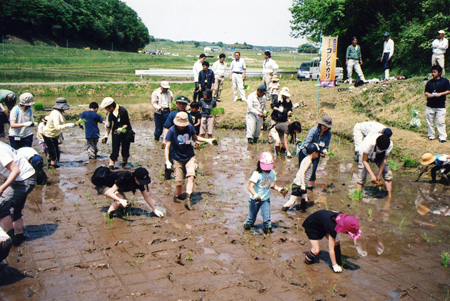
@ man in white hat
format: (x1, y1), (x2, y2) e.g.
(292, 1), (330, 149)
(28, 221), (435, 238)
(262, 51), (279, 88)
(432, 30), (448, 75)
(246, 86), (268, 144)
(151, 81), (174, 141)
(164, 111), (216, 210)
(8, 93), (36, 149)
(380, 32), (394, 80)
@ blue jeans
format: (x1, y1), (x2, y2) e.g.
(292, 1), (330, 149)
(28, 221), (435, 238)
(9, 134), (33, 150)
(154, 110), (170, 139)
(382, 53), (391, 70)
(244, 198), (271, 229)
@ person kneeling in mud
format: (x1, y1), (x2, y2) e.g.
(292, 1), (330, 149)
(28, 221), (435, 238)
(91, 166), (164, 218)
(303, 209), (361, 273)
(415, 153), (450, 185)
(164, 112), (216, 210)
(281, 143), (319, 211)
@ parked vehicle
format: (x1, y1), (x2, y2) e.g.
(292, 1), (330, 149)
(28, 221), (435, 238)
(309, 57), (344, 82)
(297, 62), (311, 80)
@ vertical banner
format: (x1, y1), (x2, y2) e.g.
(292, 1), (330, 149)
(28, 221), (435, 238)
(320, 36), (338, 88)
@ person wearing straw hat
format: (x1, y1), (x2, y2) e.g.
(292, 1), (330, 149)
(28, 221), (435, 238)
(431, 30), (448, 74)
(100, 97), (133, 170)
(297, 116), (332, 188)
(267, 75), (280, 104)
(302, 209), (361, 273)
(271, 87), (293, 124)
(164, 112), (216, 210)
(151, 81), (174, 141)
(415, 153), (450, 184)
(246, 86), (268, 144)
(43, 97), (75, 168)
(8, 93), (36, 149)
(262, 51), (279, 88)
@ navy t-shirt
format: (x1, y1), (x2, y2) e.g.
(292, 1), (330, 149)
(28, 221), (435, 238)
(191, 111), (202, 134)
(165, 124), (196, 162)
(199, 98), (217, 117)
(105, 171), (145, 194)
(163, 110), (194, 129)
(80, 110), (103, 139)
(425, 77), (450, 108)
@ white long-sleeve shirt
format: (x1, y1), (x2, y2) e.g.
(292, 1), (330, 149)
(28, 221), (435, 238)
(212, 60), (227, 77)
(262, 58), (279, 75)
(246, 91), (266, 116)
(432, 38), (448, 55)
(151, 87), (174, 113)
(382, 39), (394, 57)
(193, 60), (203, 82)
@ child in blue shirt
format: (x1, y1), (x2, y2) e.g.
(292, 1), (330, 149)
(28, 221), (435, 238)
(79, 102), (104, 159)
(244, 152), (285, 234)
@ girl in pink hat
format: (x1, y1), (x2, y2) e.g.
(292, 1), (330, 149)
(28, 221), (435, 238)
(302, 210), (361, 273)
(243, 152), (286, 234)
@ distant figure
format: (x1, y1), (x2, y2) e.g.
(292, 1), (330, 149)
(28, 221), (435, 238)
(198, 61), (215, 92)
(346, 37), (366, 83)
(8, 93), (36, 149)
(151, 81), (174, 141)
(267, 75), (280, 104)
(199, 89), (217, 138)
(246, 86), (267, 144)
(79, 102), (104, 159)
(431, 30), (448, 74)
(193, 54), (206, 102)
(212, 53), (227, 101)
(229, 52), (247, 102)
(380, 32), (394, 79)
(424, 65), (450, 143)
(262, 51), (279, 88)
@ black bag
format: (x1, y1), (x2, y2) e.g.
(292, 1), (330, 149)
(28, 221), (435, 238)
(126, 129), (135, 143)
(91, 165), (111, 187)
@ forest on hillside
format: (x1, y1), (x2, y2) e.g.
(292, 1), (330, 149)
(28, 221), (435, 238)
(290, 0), (450, 75)
(0, 0), (151, 51)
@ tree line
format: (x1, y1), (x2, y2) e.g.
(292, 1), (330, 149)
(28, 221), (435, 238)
(290, 0), (450, 75)
(0, 0), (151, 52)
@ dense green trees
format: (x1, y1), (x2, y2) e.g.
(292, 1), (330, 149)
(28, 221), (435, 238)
(0, 0), (150, 51)
(290, 0), (450, 75)
(298, 43), (318, 53)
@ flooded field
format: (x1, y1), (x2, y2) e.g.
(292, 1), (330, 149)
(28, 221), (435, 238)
(1, 122), (449, 300)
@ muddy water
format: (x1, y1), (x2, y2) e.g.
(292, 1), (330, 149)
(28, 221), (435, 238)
(1, 122), (449, 300)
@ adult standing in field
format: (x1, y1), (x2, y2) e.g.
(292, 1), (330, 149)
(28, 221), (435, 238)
(297, 116), (332, 188)
(346, 37), (366, 83)
(246, 86), (267, 144)
(212, 54), (227, 101)
(380, 32), (394, 79)
(262, 51), (279, 88)
(424, 65), (450, 143)
(431, 30), (448, 75)
(229, 52), (247, 102)
(101, 97), (133, 170)
(8, 93), (36, 149)
(43, 98), (75, 168)
(151, 81), (174, 141)
(0, 90), (16, 141)
(356, 134), (393, 197)
(198, 61), (215, 93)
(193, 54), (206, 102)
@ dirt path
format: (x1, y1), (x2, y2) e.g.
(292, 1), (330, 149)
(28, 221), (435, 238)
(1, 122), (449, 300)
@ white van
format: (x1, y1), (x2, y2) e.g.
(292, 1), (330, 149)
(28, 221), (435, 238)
(309, 57), (344, 82)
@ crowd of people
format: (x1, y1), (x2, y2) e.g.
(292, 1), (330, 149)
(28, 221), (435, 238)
(0, 43), (449, 274)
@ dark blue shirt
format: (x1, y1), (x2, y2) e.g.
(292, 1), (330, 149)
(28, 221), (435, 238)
(191, 111), (202, 134)
(199, 98), (217, 117)
(166, 124), (196, 162)
(163, 110), (194, 129)
(80, 110), (103, 139)
(425, 77), (450, 108)
(198, 69), (215, 90)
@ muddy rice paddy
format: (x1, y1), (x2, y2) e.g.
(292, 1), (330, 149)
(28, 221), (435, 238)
(1, 122), (449, 300)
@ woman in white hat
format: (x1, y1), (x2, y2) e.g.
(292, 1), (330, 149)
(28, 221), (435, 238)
(43, 97), (75, 168)
(8, 93), (36, 149)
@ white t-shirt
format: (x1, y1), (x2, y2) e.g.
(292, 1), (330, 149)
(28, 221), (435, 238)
(16, 147), (38, 160)
(0, 142), (35, 180)
(212, 60), (227, 77)
(359, 133), (393, 160)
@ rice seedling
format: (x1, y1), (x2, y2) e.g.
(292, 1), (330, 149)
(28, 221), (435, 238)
(368, 208), (372, 218)
(441, 251), (450, 267)
(329, 284), (337, 297)
(298, 268), (303, 279)
(423, 232), (430, 243)
(185, 251), (193, 262)
(399, 218), (405, 229)
(352, 189), (362, 201)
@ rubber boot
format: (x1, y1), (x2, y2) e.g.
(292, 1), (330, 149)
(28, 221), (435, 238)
(247, 138), (253, 144)
(334, 245), (342, 266)
(185, 193), (192, 210)
(253, 138), (258, 144)
(0, 239), (12, 262)
(164, 165), (172, 180)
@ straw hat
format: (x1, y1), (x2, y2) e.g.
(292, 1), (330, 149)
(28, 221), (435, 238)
(279, 87), (290, 98)
(100, 97), (115, 108)
(271, 75), (279, 82)
(161, 81), (170, 89)
(174, 112), (190, 127)
(421, 153), (436, 165)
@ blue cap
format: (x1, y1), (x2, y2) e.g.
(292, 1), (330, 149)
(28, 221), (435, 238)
(383, 32), (390, 37)
(383, 128), (392, 138)
(306, 143), (319, 154)
(257, 85), (267, 93)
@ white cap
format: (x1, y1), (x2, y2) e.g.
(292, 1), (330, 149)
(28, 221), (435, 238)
(161, 81), (170, 89)
(438, 30), (445, 34)
(100, 97), (115, 108)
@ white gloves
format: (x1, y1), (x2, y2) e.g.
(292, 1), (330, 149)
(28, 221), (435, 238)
(301, 184), (306, 191)
(23, 121), (33, 127)
(333, 264), (343, 273)
(286, 152), (292, 158)
(66, 123), (75, 128)
(278, 106), (284, 113)
(253, 194), (261, 202)
(101, 135), (108, 144)
(118, 198), (128, 207)
(165, 161), (172, 169)
(153, 209), (164, 217)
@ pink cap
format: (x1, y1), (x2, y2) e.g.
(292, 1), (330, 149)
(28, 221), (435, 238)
(259, 152), (274, 171)
(334, 213), (361, 240)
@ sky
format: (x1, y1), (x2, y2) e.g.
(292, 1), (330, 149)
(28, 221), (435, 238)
(123, 0), (307, 48)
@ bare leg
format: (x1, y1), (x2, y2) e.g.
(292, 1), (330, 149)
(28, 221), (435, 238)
(12, 218), (24, 234)
(175, 185), (182, 198)
(186, 176), (194, 195)
(384, 180), (392, 197)
(0, 216), (13, 232)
